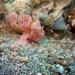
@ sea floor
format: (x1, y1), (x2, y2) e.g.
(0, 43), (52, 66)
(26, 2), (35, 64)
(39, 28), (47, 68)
(0, 30), (75, 75)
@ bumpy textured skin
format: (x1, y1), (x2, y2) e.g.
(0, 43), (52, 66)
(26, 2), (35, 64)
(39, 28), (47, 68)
(6, 12), (44, 44)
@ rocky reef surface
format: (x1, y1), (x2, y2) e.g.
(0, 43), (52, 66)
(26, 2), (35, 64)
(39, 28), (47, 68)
(4, 0), (71, 25)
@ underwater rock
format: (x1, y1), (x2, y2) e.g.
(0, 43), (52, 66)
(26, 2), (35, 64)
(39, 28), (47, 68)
(32, 0), (54, 19)
(58, 58), (67, 66)
(8, 51), (18, 61)
(36, 73), (42, 75)
(52, 32), (60, 39)
(52, 63), (65, 74)
(32, 0), (71, 28)
(8, 54), (14, 60)
(0, 48), (3, 52)
(4, 3), (15, 13)
(15, 56), (29, 64)
(52, 16), (67, 30)
(0, 39), (5, 44)
(70, 46), (75, 58)
(32, 0), (50, 6)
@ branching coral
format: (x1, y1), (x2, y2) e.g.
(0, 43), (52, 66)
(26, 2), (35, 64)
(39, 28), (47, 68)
(6, 12), (45, 45)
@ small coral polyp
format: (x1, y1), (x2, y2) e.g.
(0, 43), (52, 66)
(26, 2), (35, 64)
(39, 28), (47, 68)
(6, 12), (45, 45)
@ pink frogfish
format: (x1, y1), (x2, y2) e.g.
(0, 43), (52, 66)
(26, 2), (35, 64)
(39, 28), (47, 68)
(6, 12), (45, 45)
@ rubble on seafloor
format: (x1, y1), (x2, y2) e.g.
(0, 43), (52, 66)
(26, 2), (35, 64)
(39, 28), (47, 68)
(0, 31), (75, 75)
